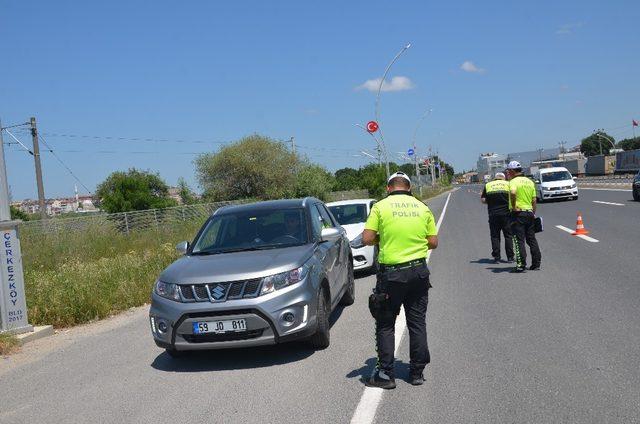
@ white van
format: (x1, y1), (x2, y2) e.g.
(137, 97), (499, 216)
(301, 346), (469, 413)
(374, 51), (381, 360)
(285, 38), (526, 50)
(533, 167), (578, 202)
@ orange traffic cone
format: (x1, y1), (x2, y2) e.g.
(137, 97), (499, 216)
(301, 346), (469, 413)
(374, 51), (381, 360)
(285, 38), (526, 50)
(572, 212), (589, 235)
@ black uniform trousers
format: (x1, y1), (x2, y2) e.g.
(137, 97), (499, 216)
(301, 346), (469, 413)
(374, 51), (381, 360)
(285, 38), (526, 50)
(375, 261), (430, 375)
(488, 214), (514, 260)
(510, 211), (541, 268)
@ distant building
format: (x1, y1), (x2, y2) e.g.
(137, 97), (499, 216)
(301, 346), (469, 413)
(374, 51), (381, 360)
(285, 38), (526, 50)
(505, 148), (561, 169)
(14, 194), (98, 216)
(476, 153), (508, 181)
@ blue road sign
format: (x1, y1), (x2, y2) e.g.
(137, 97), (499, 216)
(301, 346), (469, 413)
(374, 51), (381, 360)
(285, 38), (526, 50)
(407, 148), (414, 156)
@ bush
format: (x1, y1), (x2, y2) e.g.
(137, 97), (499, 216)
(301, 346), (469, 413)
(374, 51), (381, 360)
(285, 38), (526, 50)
(96, 168), (177, 213)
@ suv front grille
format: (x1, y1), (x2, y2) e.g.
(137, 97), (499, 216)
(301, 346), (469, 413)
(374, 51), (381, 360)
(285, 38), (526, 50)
(179, 279), (263, 303)
(183, 329), (264, 343)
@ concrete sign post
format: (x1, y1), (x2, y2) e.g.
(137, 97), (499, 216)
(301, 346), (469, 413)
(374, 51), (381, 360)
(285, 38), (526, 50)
(0, 118), (34, 334)
(0, 221), (32, 334)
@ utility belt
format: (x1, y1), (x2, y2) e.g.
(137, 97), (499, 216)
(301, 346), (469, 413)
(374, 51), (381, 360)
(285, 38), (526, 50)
(378, 258), (426, 272)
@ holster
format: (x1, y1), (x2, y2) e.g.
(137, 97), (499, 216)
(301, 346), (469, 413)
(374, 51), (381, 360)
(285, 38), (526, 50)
(368, 291), (396, 321)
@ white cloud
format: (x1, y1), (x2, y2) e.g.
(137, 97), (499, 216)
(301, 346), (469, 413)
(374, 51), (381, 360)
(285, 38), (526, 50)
(356, 76), (415, 92)
(556, 22), (583, 35)
(460, 61), (485, 73)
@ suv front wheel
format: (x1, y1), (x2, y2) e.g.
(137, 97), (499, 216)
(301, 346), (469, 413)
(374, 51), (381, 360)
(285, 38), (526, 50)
(309, 287), (330, 349)
(339, 263), (355, 306)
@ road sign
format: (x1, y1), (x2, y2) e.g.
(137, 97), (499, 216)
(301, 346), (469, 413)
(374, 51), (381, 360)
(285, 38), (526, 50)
(407, 148), (414, 156)
(366, 121), (379, 133)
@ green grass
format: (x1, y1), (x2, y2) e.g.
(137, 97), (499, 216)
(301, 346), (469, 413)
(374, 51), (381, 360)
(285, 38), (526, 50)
(420, 184), (452, 200)
(20, 219), (203, 327)
(0, 332), (20, 355)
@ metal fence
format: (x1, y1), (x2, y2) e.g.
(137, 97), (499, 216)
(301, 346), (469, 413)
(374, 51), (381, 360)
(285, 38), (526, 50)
(18, 200), (249, 236)
(18, 191), (371, 236)
(326, 190), (370, 202)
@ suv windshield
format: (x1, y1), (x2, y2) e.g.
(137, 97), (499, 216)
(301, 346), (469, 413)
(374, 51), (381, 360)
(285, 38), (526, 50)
(328, 204), (368, 225)
(191, 208), (308, 254)
(541, 171), (572, 182)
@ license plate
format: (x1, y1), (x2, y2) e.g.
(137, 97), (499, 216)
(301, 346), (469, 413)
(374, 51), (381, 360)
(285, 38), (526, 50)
(193, 319), (247, 334)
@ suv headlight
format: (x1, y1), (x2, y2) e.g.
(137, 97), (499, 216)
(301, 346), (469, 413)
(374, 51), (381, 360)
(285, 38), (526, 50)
(154, 280), (181, 302)
(570, 183), (577, 188)
(260, 264), (310, 296)
(350, 234), (365, 249)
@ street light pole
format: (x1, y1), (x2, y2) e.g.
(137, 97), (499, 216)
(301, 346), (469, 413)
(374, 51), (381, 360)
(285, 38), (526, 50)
(355, 123), (384, 168)
(411, 108), (433, 197)
(374, 43), (412, 178)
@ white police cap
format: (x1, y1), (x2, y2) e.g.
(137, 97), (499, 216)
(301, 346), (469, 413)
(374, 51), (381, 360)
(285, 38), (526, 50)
(387, 171), (412, 186)
(506, 160), (522, 170)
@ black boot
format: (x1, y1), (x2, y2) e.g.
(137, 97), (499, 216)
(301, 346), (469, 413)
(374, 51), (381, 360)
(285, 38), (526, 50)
(408, 370), (425, 386)
(367, 369), (396, 389)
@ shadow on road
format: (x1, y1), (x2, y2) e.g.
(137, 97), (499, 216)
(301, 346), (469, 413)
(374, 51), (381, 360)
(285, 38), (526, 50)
(486, 266), (515, 274)
(470, 258), (496, 264)
(151, 306), (347, 373)
(346, 357), (412, 385)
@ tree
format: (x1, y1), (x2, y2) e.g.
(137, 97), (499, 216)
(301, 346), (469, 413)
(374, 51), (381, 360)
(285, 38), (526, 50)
(294, 163), (335, 200)
(96, 168), (177, 213)
(398, 163), (416, 176)
(333, 167), (362, 191)
(195, 135), (298, 201)
(10, 205), (29, 221)
(617, 137), (640, 151)
(177, 177), (197, 205)
(580, 131), (616, 156)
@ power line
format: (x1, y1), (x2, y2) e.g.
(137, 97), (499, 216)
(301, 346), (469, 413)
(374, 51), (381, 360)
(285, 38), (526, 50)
(37, 135), (94, 195)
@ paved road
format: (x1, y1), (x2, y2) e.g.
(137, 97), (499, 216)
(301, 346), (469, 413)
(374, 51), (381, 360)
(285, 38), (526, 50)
(1, 188), (638, 424)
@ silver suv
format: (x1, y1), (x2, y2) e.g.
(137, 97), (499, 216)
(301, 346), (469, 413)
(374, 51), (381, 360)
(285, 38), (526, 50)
(149, 198), (355, 357)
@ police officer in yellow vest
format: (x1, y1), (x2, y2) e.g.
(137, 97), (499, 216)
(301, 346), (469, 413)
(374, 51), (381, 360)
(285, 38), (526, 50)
(506, 161), (541, 272)
(362, 171), (438, 389)
(480, 172), (514, 263)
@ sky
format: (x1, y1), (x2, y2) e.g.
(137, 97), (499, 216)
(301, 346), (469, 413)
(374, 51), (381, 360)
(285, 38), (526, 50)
(1, 0), (639, 200)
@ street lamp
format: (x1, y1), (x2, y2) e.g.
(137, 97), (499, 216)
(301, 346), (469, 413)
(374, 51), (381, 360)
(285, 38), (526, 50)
(594, 130), (615, 155)
(374, 43), (412, 178)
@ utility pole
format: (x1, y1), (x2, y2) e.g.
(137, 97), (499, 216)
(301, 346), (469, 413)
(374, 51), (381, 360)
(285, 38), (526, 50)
(289, 136), (296, 156)
(0, 119), (10, 221)
(30, 117), (47, 219)
(558, 141), (567, 161)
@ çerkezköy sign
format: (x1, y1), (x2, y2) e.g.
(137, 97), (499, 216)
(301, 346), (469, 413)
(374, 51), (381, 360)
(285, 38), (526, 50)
(0, 225), (32, 334)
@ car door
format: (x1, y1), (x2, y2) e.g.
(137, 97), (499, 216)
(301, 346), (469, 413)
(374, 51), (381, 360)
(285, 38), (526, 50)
(315, 203), (343, 304)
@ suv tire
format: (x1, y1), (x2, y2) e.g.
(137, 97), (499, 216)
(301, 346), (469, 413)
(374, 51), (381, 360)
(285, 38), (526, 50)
(339, 263), (355, 306)
(309, 287), (330, 349)
(633, 188), (639, 201)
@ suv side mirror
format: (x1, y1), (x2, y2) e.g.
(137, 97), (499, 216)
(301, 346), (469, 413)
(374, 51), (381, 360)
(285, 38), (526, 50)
(176, 241), (189, 255)
(320, 227), (341, 242)
(572, 176), (577, 180)
(534, 179), (541, 184)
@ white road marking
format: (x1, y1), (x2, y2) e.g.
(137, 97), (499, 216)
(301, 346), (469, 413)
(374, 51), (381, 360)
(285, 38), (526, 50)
(593, 200), (624, 206)
(555, 225), (599, 243)
(579, 187), (632, 192)
(350, 192), (452, 424)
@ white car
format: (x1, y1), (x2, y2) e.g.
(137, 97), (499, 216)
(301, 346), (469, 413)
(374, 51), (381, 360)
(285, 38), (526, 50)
(533, 167), (579, 202)
(327, 199), (377, 271)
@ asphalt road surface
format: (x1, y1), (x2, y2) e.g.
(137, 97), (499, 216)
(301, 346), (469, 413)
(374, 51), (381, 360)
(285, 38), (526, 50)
(1, 187), (638, 424)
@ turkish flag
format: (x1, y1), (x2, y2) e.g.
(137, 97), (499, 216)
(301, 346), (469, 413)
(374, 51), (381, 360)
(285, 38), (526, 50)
(633, 119), (639, 127)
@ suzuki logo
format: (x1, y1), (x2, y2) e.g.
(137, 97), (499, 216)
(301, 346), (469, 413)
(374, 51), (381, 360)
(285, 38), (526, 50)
(211, 284), (226, 300)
